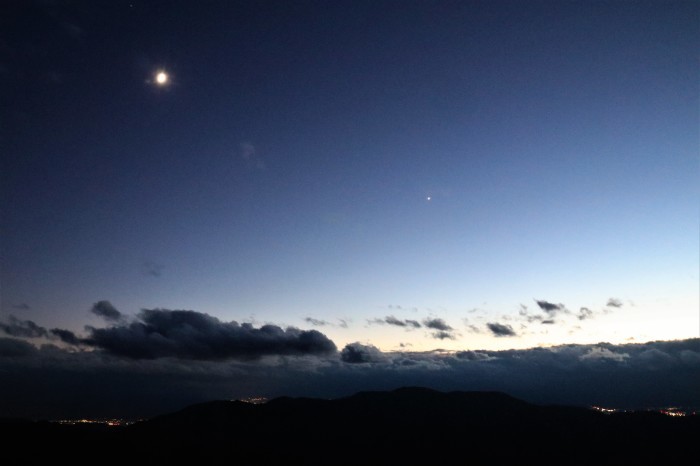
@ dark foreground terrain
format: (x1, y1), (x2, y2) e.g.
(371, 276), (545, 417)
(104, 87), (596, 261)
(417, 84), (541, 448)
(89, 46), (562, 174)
(2, 387), (697, 465)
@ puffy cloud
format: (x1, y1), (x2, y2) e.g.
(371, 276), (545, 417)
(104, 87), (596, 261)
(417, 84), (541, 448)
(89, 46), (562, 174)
(422, 318), (452, 331)
(340, 342), (384, 364)
(535, 300), (565, 315)
(90, 301), (122, 322)
(84, 308), (337, 360)
(579, 347), (629, 362)
(486, 322), (516, 337)
(455, 350), (493, 361)
(422, 318), (458, 340)
(577, 307), (594, 321)
(606, 298), (623, 308)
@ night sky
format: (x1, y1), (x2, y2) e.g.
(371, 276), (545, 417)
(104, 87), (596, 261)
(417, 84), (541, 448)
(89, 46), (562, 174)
(1, 1), (698, 418)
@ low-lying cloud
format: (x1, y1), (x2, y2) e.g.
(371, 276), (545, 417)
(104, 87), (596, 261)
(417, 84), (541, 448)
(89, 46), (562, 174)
(83, 308), (337, 360)
(340, 342), (385, 363)
(1, 336), (698, 419)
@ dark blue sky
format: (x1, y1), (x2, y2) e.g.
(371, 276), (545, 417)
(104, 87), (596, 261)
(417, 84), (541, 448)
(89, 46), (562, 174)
(1, 0), (698, 356)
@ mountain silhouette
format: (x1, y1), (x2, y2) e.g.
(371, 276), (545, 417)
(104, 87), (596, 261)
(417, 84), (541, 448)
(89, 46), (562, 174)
(3, 387), (697, 464)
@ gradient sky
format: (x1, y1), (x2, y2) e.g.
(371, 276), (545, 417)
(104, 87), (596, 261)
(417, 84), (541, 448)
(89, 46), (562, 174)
(2, 0), (698, 356)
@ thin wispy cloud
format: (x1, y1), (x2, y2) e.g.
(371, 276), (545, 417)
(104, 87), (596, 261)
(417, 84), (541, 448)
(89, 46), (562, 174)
(305, 317), (330, 327)
(240, 142), (266, 170)
(385, 316), (421, 328)
(142, 261), (164, 277)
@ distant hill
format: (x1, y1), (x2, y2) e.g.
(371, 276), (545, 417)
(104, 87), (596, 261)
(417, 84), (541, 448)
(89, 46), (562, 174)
(3, 387), (697, 464)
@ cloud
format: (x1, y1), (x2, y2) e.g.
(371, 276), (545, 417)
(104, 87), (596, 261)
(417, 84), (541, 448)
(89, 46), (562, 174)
(606, 298), (623, 308)
(0, 337), (37, 357)
(486, 322), (516, 337)
(455, 350), (493, 361)
(50, 328), (82, 346)
(12, 303), (30, 310)
(90, 301), (122, 322)
(142, 261), (164, 277)
(305, 317), (330, 327)
(340, 342), (384, 364)
(421, 318), (458, 340)
(577, 307), (594, 321)
(535, 300), (565, 315)
(579, 347), (629, 362)
(240, 142), (266, 170)
(636, 348), (675, 369)
(541, 320), (555, 325)
(0, 316), (48, 338)
(422, 318), (452, 331)
(1, 336), (699, 419)
(84, 308), (337, 360)
(519, 307), (543, 324)
(384, 316), (421, 328)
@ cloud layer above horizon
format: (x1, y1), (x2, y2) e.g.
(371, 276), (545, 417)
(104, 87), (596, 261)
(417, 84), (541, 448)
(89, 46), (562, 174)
(1, 306), (698, 420)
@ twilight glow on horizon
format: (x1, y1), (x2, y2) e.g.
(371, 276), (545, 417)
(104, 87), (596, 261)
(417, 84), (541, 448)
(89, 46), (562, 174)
(0, 0), (698, 418)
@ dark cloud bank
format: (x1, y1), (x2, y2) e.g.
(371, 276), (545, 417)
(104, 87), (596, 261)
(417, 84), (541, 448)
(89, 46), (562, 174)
(2, 305), (336, 361)
(1, 305), (698, 419)
(84, 308), (336, 360)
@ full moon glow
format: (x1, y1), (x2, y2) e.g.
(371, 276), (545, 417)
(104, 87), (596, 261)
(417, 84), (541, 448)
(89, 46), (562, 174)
(155, 71), (168, 85)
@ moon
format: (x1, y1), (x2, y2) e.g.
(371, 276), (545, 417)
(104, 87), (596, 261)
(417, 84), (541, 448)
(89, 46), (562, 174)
(155, 71), (168, 85)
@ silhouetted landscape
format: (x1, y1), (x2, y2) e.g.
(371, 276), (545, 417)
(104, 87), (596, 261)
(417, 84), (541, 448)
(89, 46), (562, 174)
(3, 3), (699, 464)
(3, 387), (697, 464)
